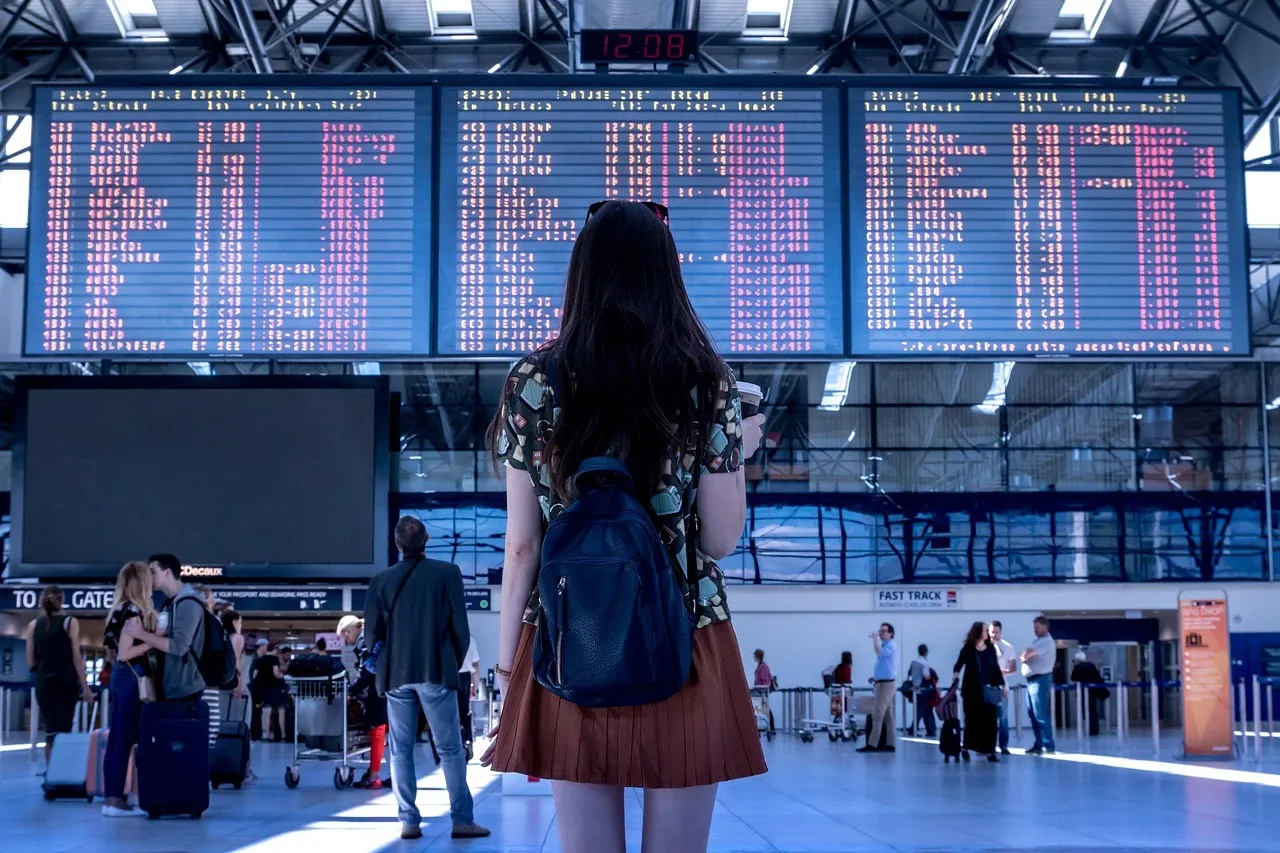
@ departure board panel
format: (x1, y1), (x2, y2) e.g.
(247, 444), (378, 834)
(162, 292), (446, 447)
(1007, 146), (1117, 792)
(25, 85), (431, 357)
(437, 86), (844, 355)
(850, 86), (1247, 356)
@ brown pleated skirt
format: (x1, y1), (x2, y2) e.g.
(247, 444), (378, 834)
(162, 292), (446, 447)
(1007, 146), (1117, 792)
(489, 620), (768, 788)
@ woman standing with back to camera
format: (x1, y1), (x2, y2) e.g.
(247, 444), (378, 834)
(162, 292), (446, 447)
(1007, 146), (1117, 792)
(484, 200), (768, 853)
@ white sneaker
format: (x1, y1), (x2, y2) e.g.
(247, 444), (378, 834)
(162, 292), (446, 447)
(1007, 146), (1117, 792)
(102, 805), (146, 817)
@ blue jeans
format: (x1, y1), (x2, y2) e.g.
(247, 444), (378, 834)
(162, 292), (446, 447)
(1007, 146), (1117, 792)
(996, 695), (1010, 750)
(104, 664), (142, 800)
(386, 682), (474, 829)
(1026, 674), (1055, 752)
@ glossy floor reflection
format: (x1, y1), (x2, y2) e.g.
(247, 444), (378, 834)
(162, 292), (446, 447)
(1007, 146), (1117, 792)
(2, 733), (1278, 852)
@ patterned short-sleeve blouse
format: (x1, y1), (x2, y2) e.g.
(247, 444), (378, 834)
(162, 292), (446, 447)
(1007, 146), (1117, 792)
(495, 348), (743, 629)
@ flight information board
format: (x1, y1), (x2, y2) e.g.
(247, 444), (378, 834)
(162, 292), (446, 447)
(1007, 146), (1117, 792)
(436, 85), (844, 355)
(25, 85), (431, 357)
(850, 86), (1247, 356)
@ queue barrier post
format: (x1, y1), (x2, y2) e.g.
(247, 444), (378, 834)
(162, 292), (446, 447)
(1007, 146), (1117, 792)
(1237, 679), (1250, 759)
(1120, 683), (1128, 740)
(1267, 680), (1275, 739)
(1151, 680), (1161, 757)
(1074, 683), (1084, 748)
(1254, 675), (1264, 764)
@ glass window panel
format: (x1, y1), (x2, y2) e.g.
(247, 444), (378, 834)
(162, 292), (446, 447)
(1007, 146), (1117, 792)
(875, 406), (1001, 449)
(1008, 449), (1134, 491)
(874, 449), (1001, 492)
(0, 168), (30, 228)
(400, 504), (506, 583)
(809, 406), (870, 449)
(1006, 404), (1133, 448)
(872, 363), (996, 405)
(1135, 362), (1260, 405)
(1005, 362), (1132, 405)
(738, 362), (871, 408)
(806, 449), (871, 493)
(398, 450), (480, 492)
(745, 504), (827, 583)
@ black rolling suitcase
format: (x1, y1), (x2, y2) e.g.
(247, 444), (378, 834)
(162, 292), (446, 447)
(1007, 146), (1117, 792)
(137, 700), (211, 819)
(864, 714), (890, 749)
(938, 684), (962, 763)
(211, 698), (250, 789)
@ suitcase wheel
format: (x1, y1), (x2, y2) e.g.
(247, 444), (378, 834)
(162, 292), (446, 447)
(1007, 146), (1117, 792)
(212, 782), (220, 790)
(43, 791), (54, 802)
(191, 811), (203, 820)
(800, 731), (814, 743)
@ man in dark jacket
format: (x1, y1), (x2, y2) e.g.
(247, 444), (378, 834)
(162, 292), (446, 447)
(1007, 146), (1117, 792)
(365, 516), (489, 841)
(1070, 651), (1109, 737)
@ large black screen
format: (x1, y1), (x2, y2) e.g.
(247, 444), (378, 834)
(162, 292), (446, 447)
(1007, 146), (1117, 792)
(25, 85), (430, 357)
(850, 86), (1247, 356)
(11, 378), (389, 580)
(436, 85), (845, 355)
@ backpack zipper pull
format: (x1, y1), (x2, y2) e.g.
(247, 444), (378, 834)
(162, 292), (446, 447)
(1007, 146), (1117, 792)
(556, 576), (566, 687)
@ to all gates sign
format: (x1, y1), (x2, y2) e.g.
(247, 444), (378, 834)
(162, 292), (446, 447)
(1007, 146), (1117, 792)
(874, 588), (961, 611)
(2, 586), (116, 612)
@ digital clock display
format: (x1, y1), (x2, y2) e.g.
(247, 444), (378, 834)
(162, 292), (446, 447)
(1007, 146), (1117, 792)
(579, 29), (698, 64)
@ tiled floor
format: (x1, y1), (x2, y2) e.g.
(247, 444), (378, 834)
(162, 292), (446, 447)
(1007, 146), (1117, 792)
(3, 732), (1280, 852)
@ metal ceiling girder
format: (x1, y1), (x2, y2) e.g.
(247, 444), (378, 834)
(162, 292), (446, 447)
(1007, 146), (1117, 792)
(1184, 0), (1280, 46)
(226, 0), (273, 73)
(302, 0), (363, 71)
(0, 50), (58, 95)
(947, 0), (999, 75)
(360, 0), (384, 36)
(1183, 0), (1262, 105)
(0, 0), (57, 40)
(967, 0), (1018, 75)
(861, 0), (915, 71)
(263, 0), (352, 51)
(0, 0), (37, 54)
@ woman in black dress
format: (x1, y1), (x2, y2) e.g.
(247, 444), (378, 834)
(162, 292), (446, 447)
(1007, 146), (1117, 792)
(952, 621), (1004, 763)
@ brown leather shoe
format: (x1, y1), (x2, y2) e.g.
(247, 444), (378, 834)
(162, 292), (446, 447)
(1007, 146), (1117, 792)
(451, 822), (492, 839)
(400, 825), (423, 840)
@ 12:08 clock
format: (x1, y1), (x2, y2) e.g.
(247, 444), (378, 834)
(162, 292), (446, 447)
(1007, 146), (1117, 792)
(579, 29), (699, 64)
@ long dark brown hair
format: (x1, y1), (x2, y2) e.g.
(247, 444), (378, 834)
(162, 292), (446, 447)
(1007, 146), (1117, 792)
(488, 200), (724, 499)
(965, 621), (988, 647)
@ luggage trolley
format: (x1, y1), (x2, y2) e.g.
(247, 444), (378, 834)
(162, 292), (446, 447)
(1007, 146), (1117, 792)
(283, 673), (361, 790)
(750, 688), (775, 741)
(800, 685), (866, 743)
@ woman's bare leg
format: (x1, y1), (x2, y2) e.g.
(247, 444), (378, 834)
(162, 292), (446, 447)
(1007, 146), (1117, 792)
(641, 784), (718, 853)
(550, 781), (626, 853)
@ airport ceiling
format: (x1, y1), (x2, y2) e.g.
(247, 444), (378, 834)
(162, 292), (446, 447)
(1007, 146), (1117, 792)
(0, 0), (1276, 135)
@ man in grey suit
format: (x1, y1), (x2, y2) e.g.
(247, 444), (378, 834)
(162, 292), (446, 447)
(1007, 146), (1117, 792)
(365, 516), (490, 841)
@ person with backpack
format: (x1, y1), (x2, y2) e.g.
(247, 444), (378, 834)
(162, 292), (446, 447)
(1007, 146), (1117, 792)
(908, 644), (938, 738)
(124, 554), (237, 703)
(364, 516), (489, 842)
(482, 200), (768, 853)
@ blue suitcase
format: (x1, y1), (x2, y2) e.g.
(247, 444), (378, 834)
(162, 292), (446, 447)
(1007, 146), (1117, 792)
(137, 700), (210, 819)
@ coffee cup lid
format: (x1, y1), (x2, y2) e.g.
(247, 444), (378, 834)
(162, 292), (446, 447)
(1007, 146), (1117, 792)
(737, 381), (763, 396)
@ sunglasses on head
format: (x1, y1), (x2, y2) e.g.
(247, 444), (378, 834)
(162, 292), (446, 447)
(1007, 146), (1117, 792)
(586, 200), (669, 224)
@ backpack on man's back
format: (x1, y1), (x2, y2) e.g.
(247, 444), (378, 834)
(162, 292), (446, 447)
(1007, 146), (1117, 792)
(176, 595), (238, 692)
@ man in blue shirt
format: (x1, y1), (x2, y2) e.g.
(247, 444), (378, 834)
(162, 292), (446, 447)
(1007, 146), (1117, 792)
(858, 622), (900, 753)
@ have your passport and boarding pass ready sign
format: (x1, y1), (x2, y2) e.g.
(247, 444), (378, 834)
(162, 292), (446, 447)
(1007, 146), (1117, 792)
(875, 588), (961, 611)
